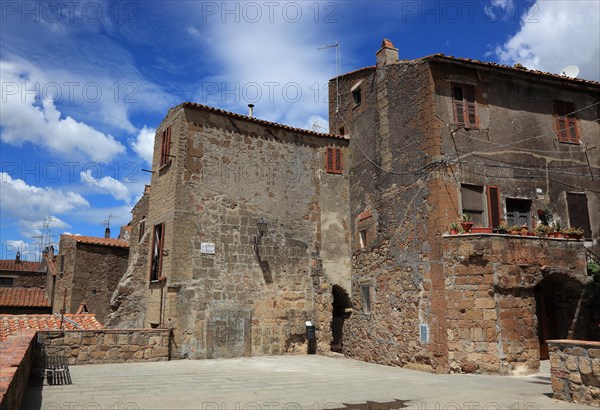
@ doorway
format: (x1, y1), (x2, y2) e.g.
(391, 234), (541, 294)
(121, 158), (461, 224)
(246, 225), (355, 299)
(506, 198), (532, 228)
(331, 285), (352, 352)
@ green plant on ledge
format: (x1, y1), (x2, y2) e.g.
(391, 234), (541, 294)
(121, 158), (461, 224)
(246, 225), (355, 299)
(496, 224), (510, 234)
(461, 213), (472, 222)
(588, 262), (600, 281)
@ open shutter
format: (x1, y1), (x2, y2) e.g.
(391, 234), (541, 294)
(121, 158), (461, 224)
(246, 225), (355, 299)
(334, 148), (342, 174)
(326, 147), (333, 173)
(465, 85), (477, 128)
(452, 85), (465, 126)
(487, 186), (501, 228)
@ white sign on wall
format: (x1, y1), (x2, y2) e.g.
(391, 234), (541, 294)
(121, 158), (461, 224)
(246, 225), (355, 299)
(201, 242), (216, 254)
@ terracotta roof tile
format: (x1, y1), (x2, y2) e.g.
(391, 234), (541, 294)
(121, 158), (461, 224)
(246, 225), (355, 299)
(0, 287), (50, 307)
(0, 314), (104, 341)
(0, 260), (42, 273)
(62, 235), (129, 248)
(180, 102), (348, 140)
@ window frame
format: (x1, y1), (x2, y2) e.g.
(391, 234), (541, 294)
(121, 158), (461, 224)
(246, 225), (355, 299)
(553, 100), (580, 144)
(0, 277), (14, 287)
(461, 183), (485, 227)
(452, 83), (478, 129)
(360, 283), (371, 314)
(325, 147), (343, 174)
(138, 219), (146, 243)
(486, 186), (501, 229)
(150, 223), (165, 282)
(566, 192), (592, 239)
(159, 126), (172, 167)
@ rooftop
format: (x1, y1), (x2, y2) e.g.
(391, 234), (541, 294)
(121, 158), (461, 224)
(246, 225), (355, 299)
(0, 313), (103, 341)
(62, 234), (130, 248)
(0, 287), (50, 308)
(0, 259), (42, 273)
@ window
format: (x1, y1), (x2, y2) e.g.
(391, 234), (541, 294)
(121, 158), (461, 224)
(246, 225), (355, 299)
(160, 126), (172, 166)
(554, 100), (579, 143)
(326, 147), (343, 174)
(59, 255), (64, 274)
(359, 230), (367, 249)
(506, 198), (531, 228)
(566, 193), (591, 239)
(361, 283), (371, 314)
(461, 184), (485, 226)
(339, 126), (345, 135)
(352, 88), (361, 106)
(139, 219), (146, 243)
(0, 277), (14, 287)
(452, 83), (478, 128)
(150, 223), (165, 281)
(487, 186), (501, 228)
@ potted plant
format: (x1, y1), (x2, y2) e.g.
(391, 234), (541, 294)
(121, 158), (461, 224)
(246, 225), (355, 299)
(564, 227), (584, 240)
(535, 224), (551, 237)
(449, 222), (460, 235)
(520, 224), (529, 236)
(461, 213), (473, 233)
(496, 224), (510, 234)
(552, 221), (563, 238)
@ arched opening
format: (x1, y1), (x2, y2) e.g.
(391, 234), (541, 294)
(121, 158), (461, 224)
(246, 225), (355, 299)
(534, 274), (588, 360)
(331, 284), (352, 352)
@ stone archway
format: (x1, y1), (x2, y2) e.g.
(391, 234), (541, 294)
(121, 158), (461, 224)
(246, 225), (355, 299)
(331, 284), (352, 353)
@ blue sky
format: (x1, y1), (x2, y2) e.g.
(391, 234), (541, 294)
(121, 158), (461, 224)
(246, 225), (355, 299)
(1, 0), (599, 260)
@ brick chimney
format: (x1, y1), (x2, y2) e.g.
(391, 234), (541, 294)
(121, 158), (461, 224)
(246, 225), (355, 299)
(15, 251), (21, 263)
(376, 39), (398, 68)
(105, 227), (111, 238)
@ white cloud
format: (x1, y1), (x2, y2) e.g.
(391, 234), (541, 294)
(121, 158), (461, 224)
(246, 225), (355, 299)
(191, 4), (337, 130)
(0, 173), (89, 222)
(2, 240), (42, 261)
(494, 1), (600, 81)
(304, 115), (329, 133)
(131, 126), (156, 165)
(186, 26), (201, 38)
(17, 216), (70, 241)
(484, 0), (515, 20)
(0, 60), (127, 162)
(80, 170), (131, 202)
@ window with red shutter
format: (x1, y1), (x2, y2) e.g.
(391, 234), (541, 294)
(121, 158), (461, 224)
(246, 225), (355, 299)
(487, 186), (501, 228)
(452, 83), (478, 129)
(326, 147), (343, 174)
(160, 126), (172, 166)
(554, 100), (579, 143)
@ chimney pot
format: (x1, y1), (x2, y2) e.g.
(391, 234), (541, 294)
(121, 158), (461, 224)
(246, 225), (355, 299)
(105, 227), (111, 238)
(248, 104), (255, 118)
(15, 252), (21, 263)
(376, 38), (399, 68)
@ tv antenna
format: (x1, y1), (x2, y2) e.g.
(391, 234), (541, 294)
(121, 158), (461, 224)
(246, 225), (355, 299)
(560, 65), (579, 78)
(101, 214), (118, 229)
(318, 41), (341, 114)
(312, 119), (326, 132)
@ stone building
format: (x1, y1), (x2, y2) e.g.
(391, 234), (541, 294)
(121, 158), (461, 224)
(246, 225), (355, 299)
(0, 254), (43, 287)
(47, 234), (129, 324)
(109, 103), (351, 358)
(328, 40), (600, 374)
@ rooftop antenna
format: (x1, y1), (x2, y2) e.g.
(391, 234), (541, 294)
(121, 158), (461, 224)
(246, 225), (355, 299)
(560, 65), (580, 78)
(312, 119), (325, 132)
(101, 214), (117, 229)
(318, 41), (341, 115)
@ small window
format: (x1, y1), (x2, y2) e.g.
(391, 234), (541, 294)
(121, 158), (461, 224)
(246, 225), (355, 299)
(452, 83), (478, 129)
(160, 126), (172, 166)
(554, 100), (579, 143)
(352, 88), (361, 106)
(325, 147), (343, 174)
(359, 230), (367, 249)
(461, 184), (485, 226)
(150, 223), (165, 281)
(139, 219), (146, 243)
(361, 283), (371, 314)
(0, 277), (14, 287)
(339, 126), (345, 135)
(59, 255), (64, 274)
(566, 193), (591, 239)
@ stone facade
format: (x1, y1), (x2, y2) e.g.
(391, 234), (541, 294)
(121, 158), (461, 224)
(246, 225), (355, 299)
(37, 329), (171, 365)
(110, 104), (350, 358)
(329, 40), (600, 373)
(549, 340), (600, 406)
(50, 235), (129, 323)
(0, 257), (44, 288)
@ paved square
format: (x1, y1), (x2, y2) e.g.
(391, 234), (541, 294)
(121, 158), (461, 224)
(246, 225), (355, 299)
(24, 355), (589, 410)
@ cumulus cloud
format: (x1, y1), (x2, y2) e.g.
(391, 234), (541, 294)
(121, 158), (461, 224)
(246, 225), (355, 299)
(131, 126), (156, 165)
(484, 0), (515, 20)
(0, 60), (126, 162)
(0, 173), (89, 222)
(494, 1), (600, 81)
(2, 240), (42, 261)
(80, 170), (131, 202)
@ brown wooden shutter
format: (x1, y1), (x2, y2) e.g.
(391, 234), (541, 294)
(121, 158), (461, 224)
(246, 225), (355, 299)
(566, 193), (591, 238)
(452, 85), (465, 126)
(487, 186), (501, 228)
(554, 101), (579, 143)
(326, 147), (333, 172)
(335, 148), (342, 173)
(465, 85), (477, 128)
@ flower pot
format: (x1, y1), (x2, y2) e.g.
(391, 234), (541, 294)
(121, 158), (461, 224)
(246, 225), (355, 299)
(555, 232), (563, 239)
(450, 228), (459, 235)
(471, 227), (493, 234)
(461, 222), (474, 233)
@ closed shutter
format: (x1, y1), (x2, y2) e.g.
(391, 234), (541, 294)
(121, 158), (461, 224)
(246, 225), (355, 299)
(453, 85), (465, 126)
(554, 101), (579, 143)
(566, 193), (591, 238)
(335, 148), (342, 173)
(487, 186), (501, 228)
(326, 147), (342, 174)
(465, 85), (477, 128)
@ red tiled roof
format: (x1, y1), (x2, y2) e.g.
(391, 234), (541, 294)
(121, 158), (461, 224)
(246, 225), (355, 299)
(62, 235), (129, 248)
(334, 54), (599, 86)
(0, 287), (50, 307)
(0, 260), (42, 273)
(180, 102), (348, 140)
(0, 314), (104, 341)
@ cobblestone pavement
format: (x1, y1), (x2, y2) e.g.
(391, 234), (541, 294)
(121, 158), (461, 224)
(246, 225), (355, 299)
(23, 355), (589, 410)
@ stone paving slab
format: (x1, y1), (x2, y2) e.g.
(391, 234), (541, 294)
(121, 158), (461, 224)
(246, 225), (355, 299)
(23, 355), (590, 410)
